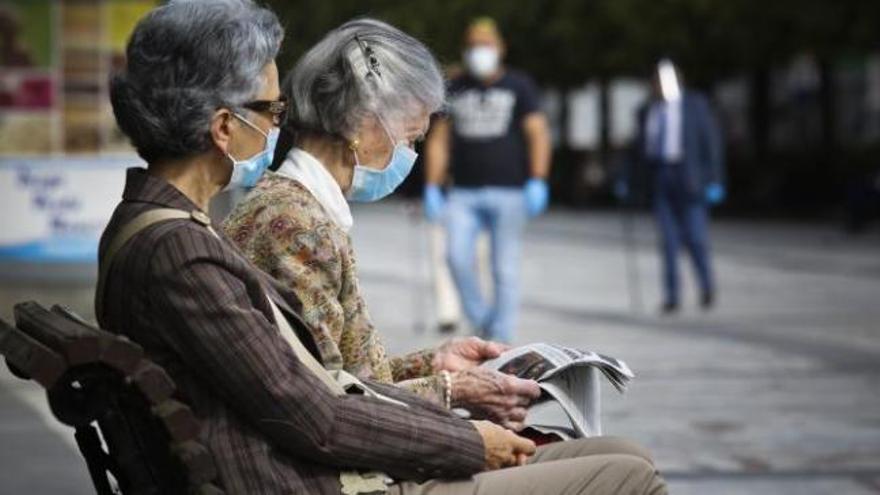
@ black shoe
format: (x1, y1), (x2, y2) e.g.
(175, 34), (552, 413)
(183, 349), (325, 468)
(701, 292), (715, 310)
(660, 302), (679, 315)
(438, 322), (458, 334)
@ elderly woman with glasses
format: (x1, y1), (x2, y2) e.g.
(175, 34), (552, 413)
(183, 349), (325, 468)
(223, 18), (544, 430)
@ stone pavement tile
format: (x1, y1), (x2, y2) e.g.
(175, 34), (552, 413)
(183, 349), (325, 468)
(516, 316), (880, 473)
(668, 477), (880, 495)
(0, 373), (92, 495)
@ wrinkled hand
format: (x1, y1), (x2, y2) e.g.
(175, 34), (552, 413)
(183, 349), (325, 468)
(453, 368), (542, 431)
(433, 336), (511, 372)
(471, 420), (536, 470)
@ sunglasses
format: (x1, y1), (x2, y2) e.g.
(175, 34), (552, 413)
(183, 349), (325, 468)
(242, 99), (288, 126)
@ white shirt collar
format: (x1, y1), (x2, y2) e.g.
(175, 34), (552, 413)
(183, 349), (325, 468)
(276, 148), (353, 232)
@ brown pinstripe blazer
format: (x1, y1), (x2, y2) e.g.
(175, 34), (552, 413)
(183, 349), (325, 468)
(96, 168), (484, 494)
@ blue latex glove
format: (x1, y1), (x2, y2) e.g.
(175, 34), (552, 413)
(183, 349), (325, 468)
(705, 183), (726, 205)
(613, 181), (629, 201)
(423, 184), (446, 222)
(525, 178), (549, 218)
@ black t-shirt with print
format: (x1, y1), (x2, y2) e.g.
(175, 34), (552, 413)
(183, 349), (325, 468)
(447, 69), (541, 188)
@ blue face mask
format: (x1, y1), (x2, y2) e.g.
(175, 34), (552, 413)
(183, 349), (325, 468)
(225, 112), (279, 190)
(347, 123), (418, 203)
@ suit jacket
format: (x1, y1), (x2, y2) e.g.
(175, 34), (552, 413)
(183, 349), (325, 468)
(629, 90), (725, 201)
(96, 168), (484, 494)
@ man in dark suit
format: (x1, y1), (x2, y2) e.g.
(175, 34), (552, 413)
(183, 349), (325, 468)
(620, 59), (725, 313)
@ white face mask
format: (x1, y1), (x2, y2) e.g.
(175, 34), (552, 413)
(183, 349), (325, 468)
(464, 46), (500, 79)
(224, 112), (279, 191)
(348, 118), (418, 203)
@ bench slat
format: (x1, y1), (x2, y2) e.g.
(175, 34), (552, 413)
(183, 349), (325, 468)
(152, 400), (201, 442)
(50, 305), (144, 374)
(14, 302), (101, 365)
(171, 440), (219, 486)
(132, 360), (176, 403)
(0, 317), (67, 388)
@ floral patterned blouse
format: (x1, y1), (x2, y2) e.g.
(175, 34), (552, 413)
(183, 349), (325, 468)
(222, 172), (445, 404)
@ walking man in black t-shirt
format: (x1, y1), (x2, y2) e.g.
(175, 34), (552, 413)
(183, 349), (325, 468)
(423, 18), (552, 343)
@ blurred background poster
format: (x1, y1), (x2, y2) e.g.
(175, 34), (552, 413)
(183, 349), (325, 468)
(0, 0), (155, 268)
(0, 156), (130, 262)
(0, 0), (57, 153)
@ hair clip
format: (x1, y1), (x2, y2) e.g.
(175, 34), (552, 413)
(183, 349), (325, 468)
(354, 35), (381, 79)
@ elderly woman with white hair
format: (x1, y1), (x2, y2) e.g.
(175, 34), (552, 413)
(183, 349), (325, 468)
(223, 18), (543, 429)
(223, 17), (667, 495)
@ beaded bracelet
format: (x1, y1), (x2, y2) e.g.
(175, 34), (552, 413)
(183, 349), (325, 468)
(440, 370), (452, 410)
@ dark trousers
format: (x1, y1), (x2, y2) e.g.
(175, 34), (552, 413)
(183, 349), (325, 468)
(653, 164), (714, 305)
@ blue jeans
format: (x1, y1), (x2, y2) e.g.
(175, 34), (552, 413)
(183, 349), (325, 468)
(654, 170), (714, 305)
(445, 187), (527, 343)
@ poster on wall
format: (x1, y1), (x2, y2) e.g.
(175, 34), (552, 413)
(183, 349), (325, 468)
(0, 0), (58, 154)
(62, 0), (106, 153)
(0, 157), (136, 262)
(1, 0), (158, 155)
(1, 1), (157, 266)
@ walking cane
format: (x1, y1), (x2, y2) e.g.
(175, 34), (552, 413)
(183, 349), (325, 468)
(621, 197), (644, 313)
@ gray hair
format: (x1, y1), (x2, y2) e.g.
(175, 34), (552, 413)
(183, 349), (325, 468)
(110, 0), (283, 163)
(284, 18), (445, 141)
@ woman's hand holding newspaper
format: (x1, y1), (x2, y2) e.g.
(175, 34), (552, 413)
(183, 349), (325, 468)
(454, 368), (541, 431)
(433, 336), (511, 372)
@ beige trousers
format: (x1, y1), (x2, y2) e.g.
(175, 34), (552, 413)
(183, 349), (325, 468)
(389, 437), (667, 495)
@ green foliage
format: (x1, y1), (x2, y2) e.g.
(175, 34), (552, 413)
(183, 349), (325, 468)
(266, 0), (880, 86)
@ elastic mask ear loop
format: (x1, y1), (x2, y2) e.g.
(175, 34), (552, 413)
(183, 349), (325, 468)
(225, 112), (239, 164)
(376, 114), (400, 148)
(228, 112), (269, 163)
(233, 112), (270, 140)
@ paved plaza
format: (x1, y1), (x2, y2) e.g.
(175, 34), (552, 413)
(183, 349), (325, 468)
(1, 204), (879, 494)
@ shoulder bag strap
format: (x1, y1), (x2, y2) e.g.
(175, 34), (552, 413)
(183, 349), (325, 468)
(96, 208), (194, 320)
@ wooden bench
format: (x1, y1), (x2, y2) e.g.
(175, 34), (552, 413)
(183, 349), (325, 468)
(0, 301), (225, 495)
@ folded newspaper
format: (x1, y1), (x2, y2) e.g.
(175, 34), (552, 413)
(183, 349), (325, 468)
(481, 343), (635, 440)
